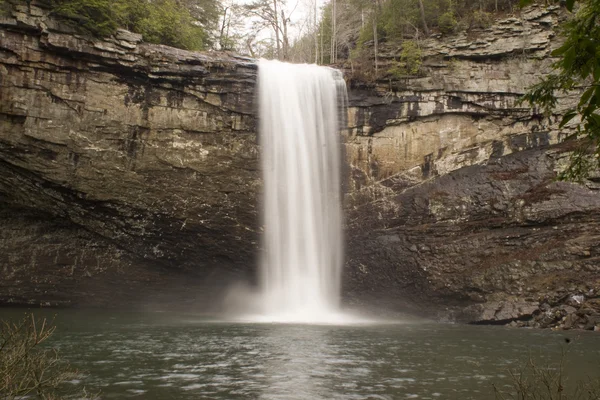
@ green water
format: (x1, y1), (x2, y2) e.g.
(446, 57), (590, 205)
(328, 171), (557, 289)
(1, 309), (598, 399)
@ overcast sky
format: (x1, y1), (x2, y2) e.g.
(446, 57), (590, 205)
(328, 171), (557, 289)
(228, 0), (328, 45)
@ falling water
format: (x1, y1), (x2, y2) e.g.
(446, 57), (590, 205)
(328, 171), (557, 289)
(257, 59), (347, 323)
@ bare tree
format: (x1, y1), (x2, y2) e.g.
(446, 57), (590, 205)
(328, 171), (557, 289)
(417, 0), (430, 36)
(331, 0), (336, 63)
(314, 0), (318, 63)
(243, 0), (299, 60)
(272, 0), (282, 56)
(216, 2), (247, 53)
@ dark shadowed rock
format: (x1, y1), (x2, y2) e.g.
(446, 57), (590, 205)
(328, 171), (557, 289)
(341, 5), (600, 325)
(1, 2), (259, 307)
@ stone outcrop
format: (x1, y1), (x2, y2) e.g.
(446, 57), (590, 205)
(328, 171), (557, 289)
(1, 2), (259, 306)
(342, 5), (600, 329)
(1, 2), (598, 329)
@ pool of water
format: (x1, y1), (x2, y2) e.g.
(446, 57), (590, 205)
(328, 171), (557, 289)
(1, 309), (598, 399)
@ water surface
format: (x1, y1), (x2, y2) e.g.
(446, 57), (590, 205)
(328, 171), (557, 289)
(1, 309), (598, 399)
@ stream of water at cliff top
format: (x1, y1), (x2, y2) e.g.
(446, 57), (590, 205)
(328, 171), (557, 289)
(255, 59), (348, 323)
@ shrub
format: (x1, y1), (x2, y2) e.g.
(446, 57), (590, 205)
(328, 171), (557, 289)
(438, 11), (458, 34)
(386, 40), (423, 79)
(493, 350), (600, 400)
(0, 0), (9, 16)
(471, 10), (493, 29)
(400, 40), (422, 75)
(0, 313), (96, 399)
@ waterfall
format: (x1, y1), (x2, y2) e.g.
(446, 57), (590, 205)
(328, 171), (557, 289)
(257, 59), (347, 322)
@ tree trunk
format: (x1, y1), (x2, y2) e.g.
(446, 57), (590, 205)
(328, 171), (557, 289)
(373, 15), (378, 76)
(314, 0), (318, 64)
(320, 22), (324, 64)
(219, 7), (228, 50)
(247, 38), (256, 58)
(417, 0), (430, 36)
(281, 10), (289, 60)
(272, 0), (281, 59)
(331, 0), (336, 63)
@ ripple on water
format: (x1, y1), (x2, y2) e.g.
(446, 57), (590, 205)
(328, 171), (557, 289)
(10, 308), (595, 400)
(159, 373), (200, 381)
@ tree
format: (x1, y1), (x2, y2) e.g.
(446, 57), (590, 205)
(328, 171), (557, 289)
(24, 0), (219, 50)
(315, 0), (365, 64)
(0, 0), (11, 16)
(216, 4), (243, 52)
(520, 0), (600, 181)
(417, 0), (430, 35)
(243, 0), (295, 60)
(373, 0), (379, 74)
(128, 0), (207, 50)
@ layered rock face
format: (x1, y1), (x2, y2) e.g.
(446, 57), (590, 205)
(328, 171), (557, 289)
(0, 3), (259, 306)
(1, 3), (598, 328)
(343, 5), (600, 328)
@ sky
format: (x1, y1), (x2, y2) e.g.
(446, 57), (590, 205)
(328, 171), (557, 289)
(226, 0), (329, 47)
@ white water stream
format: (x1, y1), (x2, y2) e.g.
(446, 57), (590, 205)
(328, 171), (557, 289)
(257, 59), (347, 323)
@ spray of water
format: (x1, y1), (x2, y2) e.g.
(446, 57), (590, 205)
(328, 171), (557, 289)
(254, 59), (348, 323)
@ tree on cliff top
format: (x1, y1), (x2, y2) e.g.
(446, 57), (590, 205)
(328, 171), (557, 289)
(521, 0), (600, 181)
(36, 0), (219, 50)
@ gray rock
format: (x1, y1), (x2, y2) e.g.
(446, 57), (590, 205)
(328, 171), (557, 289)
(562, 313), (579, 330)
(0, 2), (259, 307)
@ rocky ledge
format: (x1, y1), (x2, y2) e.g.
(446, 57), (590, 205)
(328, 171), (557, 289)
(342, 5), (600, 330)
(1, 2), (259, 307)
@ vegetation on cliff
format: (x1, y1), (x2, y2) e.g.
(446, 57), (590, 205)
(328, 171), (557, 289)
(521, 0), (600, 180)
(3, 0), (219, 50)
(310, 0), (517, 67)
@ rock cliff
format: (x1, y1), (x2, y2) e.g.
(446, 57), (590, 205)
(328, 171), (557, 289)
(343, 5), (600, 329)
(1, 2), (259, 307)
(1, 3), (598, 328)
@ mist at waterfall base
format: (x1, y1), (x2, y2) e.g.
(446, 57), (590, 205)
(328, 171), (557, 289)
(223, 59), (360, 324)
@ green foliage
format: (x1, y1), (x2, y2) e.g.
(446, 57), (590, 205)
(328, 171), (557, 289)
(41, 0), (213, 50)
(386, 40), (423, 78)
(0, 0), (10, 17)
(401, 40), (423, 75)
(521, 0), (600, 180)
(373, 0), (509, 39)
(438, 11), (458, 34)
(470, 10), (494, 29)
(354, 18), (385, 49)
(380, 0), (420, 40)
(303, 0), (521, 67)
(48, 0), (125, 37)
(130, 0), (206, 50)
(318, 2), (333, 64)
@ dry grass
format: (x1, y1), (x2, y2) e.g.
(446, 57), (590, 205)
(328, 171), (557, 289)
(0, 313), (97, 400)
(493, 349), (600, 400)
